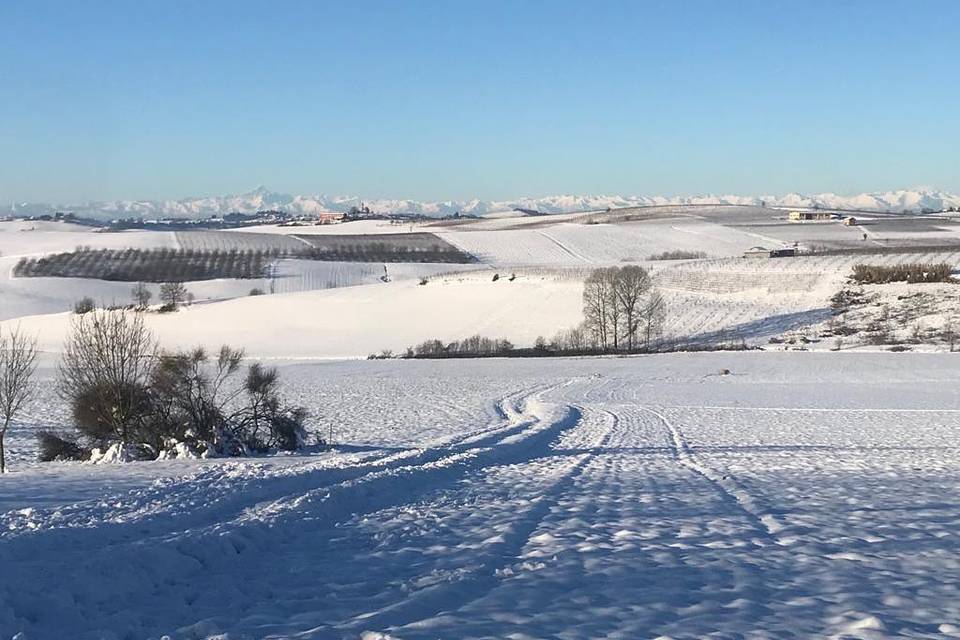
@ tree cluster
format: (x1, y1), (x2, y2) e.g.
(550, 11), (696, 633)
(581, 266), (665, 352)
(404, 335), (514, 358)
(48, 311), (311, 462)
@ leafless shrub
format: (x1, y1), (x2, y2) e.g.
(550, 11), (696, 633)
(131, 282), (152, 308)
(58, 311), (158, 447)
(73, 297), (96, 314)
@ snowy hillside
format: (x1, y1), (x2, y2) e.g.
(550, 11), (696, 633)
(9, 186), (960, 219)
(5, 354), (960, 639)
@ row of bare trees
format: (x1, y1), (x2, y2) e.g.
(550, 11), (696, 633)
(580, 266), (665, 352)
(403, 335), (514, 358)
(15, 248), (271, 282)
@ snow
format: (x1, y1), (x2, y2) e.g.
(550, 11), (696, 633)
(438, 219), (777, 266)
(0, 223), (181, 320)
(227, 220), (431, 235)
(0, 222), (484, 321)
(3, 352), (960, 638)
(11, 186), (960, 220)
(5, 205), (960, 638)
(0, 259), (846, 359)
(1, 273), (585, 359)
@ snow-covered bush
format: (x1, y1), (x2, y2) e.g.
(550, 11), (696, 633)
(49, 311), (313, 463)
(146, 347), (311, 455)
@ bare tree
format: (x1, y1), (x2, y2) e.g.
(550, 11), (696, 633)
(642, 290), (666, 349)
(583, 269), (612, 350)
(613, 265), (652, 351)
(159, 282), (188, 309)
(58, 311), (158, 446)
(0, 327), (38, 472)
(603, 267), (623, 351)
(131, 282), (152, 309)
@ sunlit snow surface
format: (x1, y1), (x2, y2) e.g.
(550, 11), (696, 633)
(2, 353), (960, 639)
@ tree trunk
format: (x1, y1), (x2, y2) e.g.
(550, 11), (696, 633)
(0, 430), (6, 474)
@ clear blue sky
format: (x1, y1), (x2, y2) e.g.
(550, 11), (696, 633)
(1, 0), (957, 203)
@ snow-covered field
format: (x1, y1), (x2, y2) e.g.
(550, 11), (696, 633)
(2, 272), (582, 359)
(4, 353), (960, 639)
(6, 214), (960, 639)
(440, 218), (774, 266)
(0, 222), (483, 321)
(6, 216), (960, 355)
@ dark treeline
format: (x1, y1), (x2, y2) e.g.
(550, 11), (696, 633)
(400, 335), (516, 359)
(14, 240), (473, 283)
(295, 243), (471, 263)
(293, 232), (474, 263)
(15, 248), (275, 282)
(851, 262), (954, 284)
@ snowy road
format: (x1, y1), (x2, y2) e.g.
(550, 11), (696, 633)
(3, 354), (960, 639)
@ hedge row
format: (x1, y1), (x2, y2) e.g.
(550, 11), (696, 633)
(851, 262), (954, 284)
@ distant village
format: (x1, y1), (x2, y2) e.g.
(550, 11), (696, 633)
(1, 203), (480, 232)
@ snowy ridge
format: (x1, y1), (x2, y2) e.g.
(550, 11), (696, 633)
(9, 186), (960, 219)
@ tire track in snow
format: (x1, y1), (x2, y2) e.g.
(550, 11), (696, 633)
(640, 406), (787, 543)
(0, 386), (588, 639)
(0, 383), (560, 537)
(535, 229), (593, 263)
(227, 384), (579, 530)
(341, 400), (616, 636)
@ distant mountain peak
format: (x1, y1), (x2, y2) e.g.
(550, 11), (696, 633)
(8, 187), (959, 220)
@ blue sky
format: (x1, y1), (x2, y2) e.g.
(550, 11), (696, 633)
(1, 0), (957, 203)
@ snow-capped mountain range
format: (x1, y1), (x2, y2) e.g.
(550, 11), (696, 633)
(8, 186), (960, 220)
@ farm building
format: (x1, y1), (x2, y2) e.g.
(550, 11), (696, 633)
(744, 246), (771, 258)
(843, 216), (858, 226)
(743, 246), (797, 259)
(789, 210), (834, 221)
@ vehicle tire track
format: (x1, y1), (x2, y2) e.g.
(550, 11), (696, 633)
(0, 383), (564, 537)
(0, 391), (589, 640)
(337, 401), (615, 636)
(535, 229), (592, 263)
(640, 406), (786, 543)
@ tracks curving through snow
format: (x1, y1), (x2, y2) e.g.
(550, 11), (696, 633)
(7, 362), (955, 640)
(641, 405), (786, 543)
